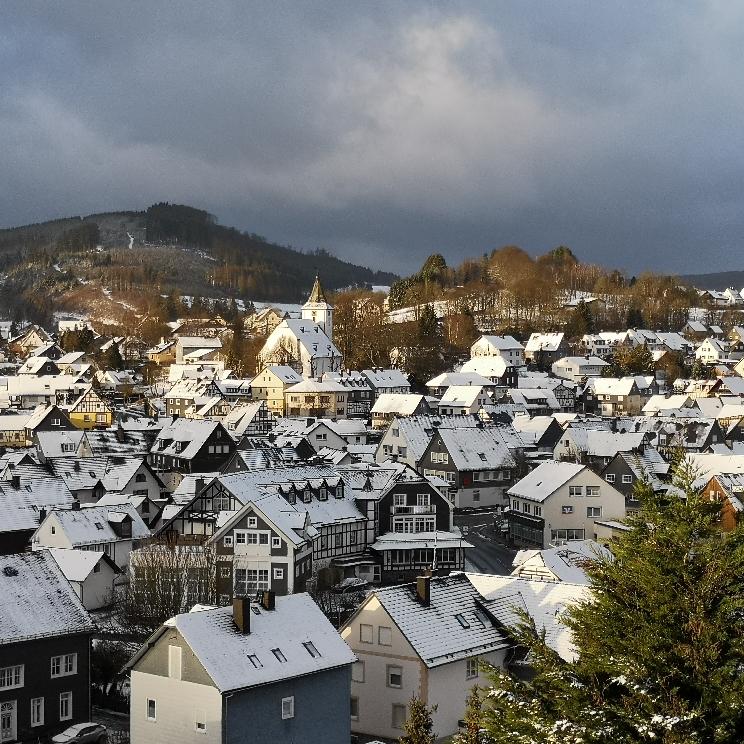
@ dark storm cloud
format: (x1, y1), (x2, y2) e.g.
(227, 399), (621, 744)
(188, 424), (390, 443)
(2, 1), (744, 275)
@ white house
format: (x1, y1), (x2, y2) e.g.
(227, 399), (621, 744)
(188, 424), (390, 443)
(507, 461), (626, 548)
(47, 546), (121, 609)
(437, 385), (491, 416)
(551, 356), (609, 382)
(469, 335), (525, 367)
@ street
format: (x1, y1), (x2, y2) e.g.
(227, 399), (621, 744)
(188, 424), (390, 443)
(454, 510), (517, 576)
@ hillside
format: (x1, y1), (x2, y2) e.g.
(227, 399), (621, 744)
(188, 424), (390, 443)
(679, 270), (744, 290)
(0, 203), (397, 326)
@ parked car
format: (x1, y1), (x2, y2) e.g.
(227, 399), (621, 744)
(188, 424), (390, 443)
(52, 723), (108, 744)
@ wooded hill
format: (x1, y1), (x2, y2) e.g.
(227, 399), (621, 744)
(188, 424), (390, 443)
(0, 203), (397, 325)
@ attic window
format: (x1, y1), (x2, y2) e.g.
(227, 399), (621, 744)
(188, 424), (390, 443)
(272, 648), (287, 663)
(302, 641), (321, 658)
(454, 613), (470, 629)
(478, 453), (487, 462)
(247, 654), (262, 668)
(89, 471), (96, 478)
(95, 522), (104, 530)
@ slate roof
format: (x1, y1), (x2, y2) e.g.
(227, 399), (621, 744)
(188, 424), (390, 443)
(0, 550), (95, 644)
(0, 477), (75, 533)
(39, 503), (150, 547)
(373, 573), (510, 667)
(152, 418), (223, 459)
(436, 427), (516, 471)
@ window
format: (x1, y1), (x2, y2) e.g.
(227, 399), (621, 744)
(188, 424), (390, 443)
(335, 533), (343, 548)
(259, 533), (269, 545)
(605, 473), (616, 483)
(587, 506), (602, 518)
(223, 535), (233, 548)
(473, 490), (480, 502)
(533, 505), (542, 517)
(50, 654), (77, 678)
(52, 418), (61, 426)
(30, 697), (44, 727)
(281, 696), (295, 720)
(146, 698), (156, 721)
(387, 665), (402, 688)
(168, 646), (182, 680)
(235, 532), (247, 545)
(272, 536), (281, 548)
(274, 568), (284, 580)
(378, 626), (392, 646)
(551, 528), (586, 541)
(220, 566), (230, 579)
(59, 692), (72, 721)
(622, 474), (633, 484)
(303, 641), (321, 658)
(586, 486), (600, 496)
(135, 473), (147, 483)
(350, 696), (359, 720)
(455, 613), (470, 628)
(522, 502), (530, 514)
(393, 493), (406, 507)
(511, 499), (519, 510)
(352, 661), (365, 683)
(0, 665), (23, 690)
(248, 517), (258, 528)
(569, 486), (583, 496)
(359, 624), (373, 643)
(392, 704), (407, 730)
(234, 568), (269, 594)
(466, 657), (479, 679)
(247, 655), (263, 669)
(561, 505), (574, 514)
(195, 713), (206, 733)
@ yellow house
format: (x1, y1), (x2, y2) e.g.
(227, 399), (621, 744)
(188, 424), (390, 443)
(66, 387), (113, 429)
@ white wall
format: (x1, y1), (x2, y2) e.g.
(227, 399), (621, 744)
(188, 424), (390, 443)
(130, 670), (222, 744)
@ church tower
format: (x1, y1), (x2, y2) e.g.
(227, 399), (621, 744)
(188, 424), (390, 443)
(302, 274), (334, 338)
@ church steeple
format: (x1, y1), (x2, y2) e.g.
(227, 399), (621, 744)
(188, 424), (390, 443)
(307, 274), (327, 304)
(302, 273), (334, 339)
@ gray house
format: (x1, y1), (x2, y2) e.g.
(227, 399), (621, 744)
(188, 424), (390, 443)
(127, 593), (356, 744)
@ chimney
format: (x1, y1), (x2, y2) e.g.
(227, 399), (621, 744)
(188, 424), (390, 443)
(71, 500), (81, 511)
(261, 590), (276, 611)
(10, 474), (20, 489)
(415, 574), (431, 607)
(38, 507), (46, 524)
(233, 597), (251, 634)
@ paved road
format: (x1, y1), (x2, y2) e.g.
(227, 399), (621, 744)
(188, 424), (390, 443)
(455, 510), (516, 576)
(93, 707), (129, 743)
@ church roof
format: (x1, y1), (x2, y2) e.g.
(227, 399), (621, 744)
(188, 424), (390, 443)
(306, 274), (328, 304)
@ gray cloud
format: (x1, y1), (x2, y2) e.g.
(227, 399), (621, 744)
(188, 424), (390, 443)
(2, 1), (744, 275)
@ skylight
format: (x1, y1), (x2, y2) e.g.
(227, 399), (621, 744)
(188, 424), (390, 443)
(272, 648), (287, 663)
(302, 641), (321, 658)
(454, 613), (470, 629)
(247, 654), (262, 668)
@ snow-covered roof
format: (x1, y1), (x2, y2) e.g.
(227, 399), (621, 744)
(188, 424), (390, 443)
(39, 503), (150, 547)
(507, 461), (586, 502)
(427, 372), (494, 389)
(436, 427), (517, 470)
(152, 418), (224, 460)
(48, 546), (119, 582)
(525, 332), (565, 353)
(285, 378), (347, 394)
(438, 385), (489, 407)
(262, 366), (303, 384)
(465, 573), (590, 662)
(371, 393), (427, 416)
(371, 573), (511, 668)
(563, 428), (646, 458)
(0, 477), (74, 534)
(176, 336), (223, 349)
(370, 530), (472, 553)
(511, 540), (611, 585)
(584, 377), (639, 397)
(0, 550), (95, 644)
(131, 593), (356, 693)
(472, 335), (524, 351)
(459, 357), (510, 378)
(361, 368), (411, 389)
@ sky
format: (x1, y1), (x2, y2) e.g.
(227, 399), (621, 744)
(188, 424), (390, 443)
(2, 1), (744, 276)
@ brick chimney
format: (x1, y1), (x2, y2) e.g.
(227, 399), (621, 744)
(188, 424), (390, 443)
(416, 574), (431, 607)
(233, 596), (251, 634)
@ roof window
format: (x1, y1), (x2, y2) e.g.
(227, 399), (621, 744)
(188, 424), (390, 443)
(455, 613), (470, 629)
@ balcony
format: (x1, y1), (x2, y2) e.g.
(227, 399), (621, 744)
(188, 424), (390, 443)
(390, 505), (436, 515)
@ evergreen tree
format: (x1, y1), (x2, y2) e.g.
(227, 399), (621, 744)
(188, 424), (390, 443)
(399, 697), (437, 744)
(474, 464), (744, 743)
(101, 342), (124, 371)
(453, 686), (489, 744)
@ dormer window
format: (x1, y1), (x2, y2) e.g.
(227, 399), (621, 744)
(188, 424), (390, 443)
(303, 489), (312, 503)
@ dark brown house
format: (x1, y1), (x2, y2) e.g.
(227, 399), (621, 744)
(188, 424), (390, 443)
(0, 551), (95, 743)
